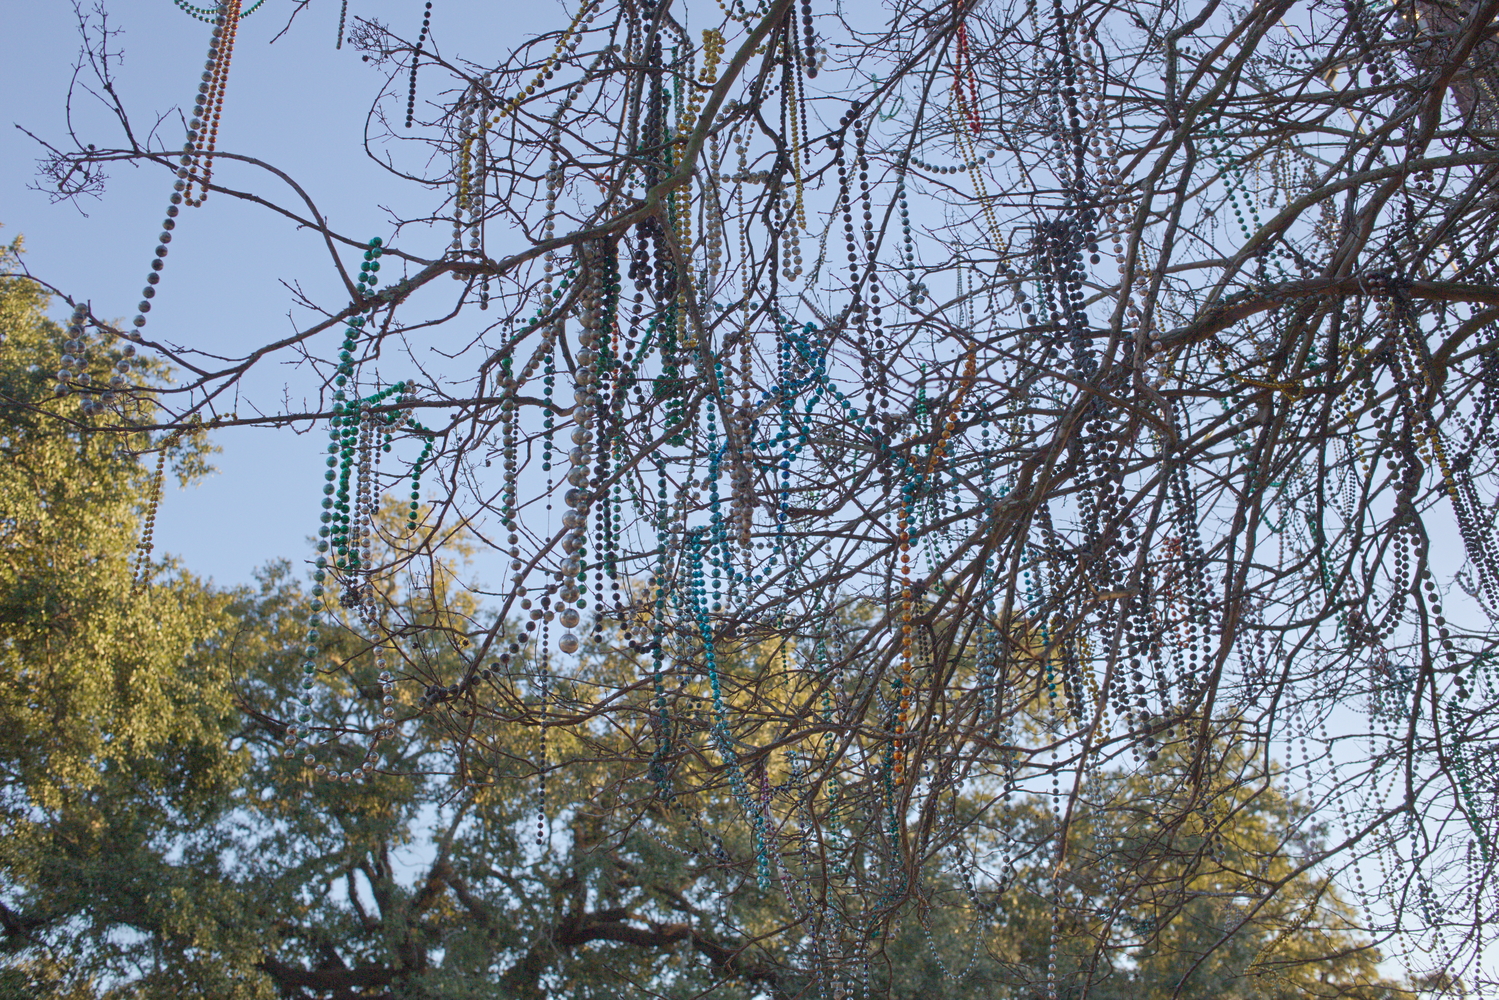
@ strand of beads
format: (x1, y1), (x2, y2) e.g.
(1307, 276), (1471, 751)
(325, 336), (406, 571)
(405, 2), (433, 128)
(646, 455), (673, 796)
(917, 852), (991, 983)
(950, 121), (1006, 260)
(498, 348), (524, 581)
(53, 304), (88, 400)
(322, 396), (354, 564)
(483, 284), (579, 613)
(908, 148), (999, 175)
(554, 252), (614, 649)
(57, 304), (137, 414)
(132, 440), (171, 590)
(557, 391), (589, 638)
(853, 116), (891, 419)
(294, 240), (414, 778)
(942, 34), (1007, 263)
(480, 0), (596, 130)
(1076, 27), (1109, 200)
(711, 0), (767, 25)
(124, 7), (240, 377)
(325, 396), (368, 577)
(668, 45), (696, 352)
(894, 160), (926, 304)
(171, 0), (265, 22)
(535, 607), (551, 848)
(800, 0), (819, 76)
(352, 401), (398, 775)
(494, 315), (567, 601)
(1205, 130), (1272, 257)
(355, 236), (385, 299)
(953, 10), (980, 134)
(777, 24), (807, 285)
(184, 0), (240, 208)
(684, 528), (774, 890)
(452, 85), (478, 274)
(702, 69), (729, 303)
(894, 476), (916, 785)
(347, 401), (375, 582)
(555, 484), (588, 646)
(1443, 674), (1490, 859)
(474, 84), (492, 308)
(292, 377), (410, 782)
(592, 250), (625, 637)
(703, 394), (728, 612)
(104, 338), (134, 402)
(407, 419), (435, 536)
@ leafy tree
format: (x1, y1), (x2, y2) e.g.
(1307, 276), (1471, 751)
(0, 237), (252, 997)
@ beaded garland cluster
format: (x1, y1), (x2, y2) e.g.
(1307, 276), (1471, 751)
(53, 303), (136, 414)
(379, 7), (1495, 986)
(285, 237), (429, 783)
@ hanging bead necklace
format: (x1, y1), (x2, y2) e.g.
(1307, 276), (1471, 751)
(452, 82), (480, 279)
(894, 160), (925, 304)
(183, 0), (240, 208)
(800, 0), (819, 76)
(536, 609), (551, 848)
(683, 527), (775, 889)
(285, 235), (424, 783)
(54, 304), (89, 399)
(941, 17), (1006, 259)
(292, 385), (407, 782)
(404, 1), (433, 128)
(132, 436), (172, 590)
(170, 0), (265, 23)
(56, 307), (138, 418)
(119, 3), (243, 405)
(477, 0), (597, 134)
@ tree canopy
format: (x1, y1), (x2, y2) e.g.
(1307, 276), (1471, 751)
(8, 0), (1499, 993)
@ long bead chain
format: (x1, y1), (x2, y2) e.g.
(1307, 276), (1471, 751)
(54, 303), (135, 414)
(404, 1), (433, 128)
(116, 5), (246, 401)
(182, 0), (240, 208)
(132, 439), (171, 590)
(285, 232), (415, 782)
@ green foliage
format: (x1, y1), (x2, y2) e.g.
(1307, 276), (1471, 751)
(0, 239), (255, 998)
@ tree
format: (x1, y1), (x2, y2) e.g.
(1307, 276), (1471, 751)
(10, 0), (1499, 992)
(0, 237), (253, 996)
(0, 501), (1410, 999)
